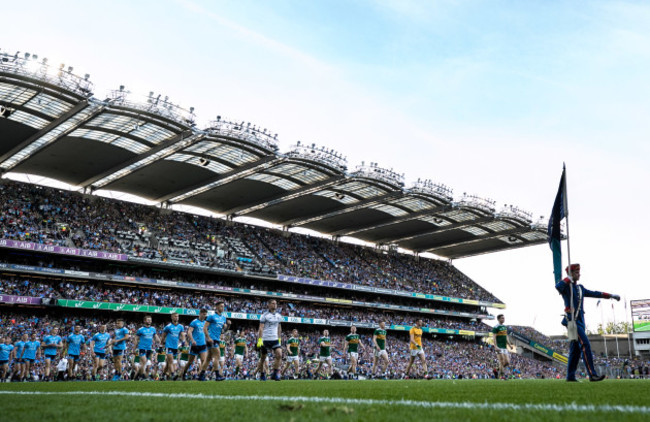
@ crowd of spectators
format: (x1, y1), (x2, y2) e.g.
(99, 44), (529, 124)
(0, 277), (488, 332)
(0, 180), (502, 303)
(0, 312), (570, 381)
(510, 325), (570, 355)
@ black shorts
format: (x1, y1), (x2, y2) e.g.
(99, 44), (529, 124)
(0, 360), (7, 365)
(190, 344), (207, 356)
(44, 354), (57, 361)
(138, 349), (154, 360)
(95, 352), (107, 360)
(166, 348), (178, 357)
(67, 354), (80, 362)
(113, 349), (125, 357)
(261, 340), (281, 354)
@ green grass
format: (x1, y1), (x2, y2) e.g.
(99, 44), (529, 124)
(1, 379), (649, 421)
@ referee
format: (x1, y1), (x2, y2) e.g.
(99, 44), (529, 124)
(256, 299), (283, 381)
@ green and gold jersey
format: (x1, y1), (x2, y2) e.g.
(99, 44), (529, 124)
(374, 329), (387, 350)
(234, 337), (247, 355)
(288, 337), (300, 356)
(318, 337), (331, 357)
(346, 334), (360, 353)
(491, 324), (508, 349)
(219, 340), (226, 353)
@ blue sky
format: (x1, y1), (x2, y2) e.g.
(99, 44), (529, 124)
(2, 0), (649, 336)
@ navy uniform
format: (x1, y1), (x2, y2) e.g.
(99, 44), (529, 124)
(555, 263), (620, 382)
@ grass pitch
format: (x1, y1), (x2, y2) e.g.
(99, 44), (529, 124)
(1, 379), (649, 422)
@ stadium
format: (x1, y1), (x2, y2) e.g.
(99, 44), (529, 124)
(1, 5), (649, 421)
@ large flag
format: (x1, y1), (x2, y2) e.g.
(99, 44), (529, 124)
(548, 167), (567, 283)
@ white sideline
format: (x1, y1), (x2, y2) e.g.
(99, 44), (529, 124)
(0, 390), (648, 414)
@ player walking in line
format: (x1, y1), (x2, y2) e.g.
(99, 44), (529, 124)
(22, 333), (41, 381)
(556, 263), (620, 382)
(42, 327), (62, 381)
(106, 318), (130, 381)
(256, 299), (283, 381)
(491, 314), (514, 379)
(134, 315), (160, 381)
(181, 308), (209, 380)
(345, 325), (365, 379)
(0, 337), (15, 382)
(232, 331), (248, 379)
(281, 328), (301, 379)
(203, 301), (228, 381)
(218, 338), (227, 378)
(90, 324), (111, 380)
(14, 334), (28, 381)
(314, 329), (334, 379)
(160, 312), (185, 380)
(372, 321), (390, 378)
(405, 319), (428, 379)
(65, 325), (85, 379)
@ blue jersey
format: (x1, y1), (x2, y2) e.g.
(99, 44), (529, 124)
(0, 344), (14, 361)
(136, 326), (157, 350)
(14, 341), (25, 358)
(91, 332), (111, 353)
(206, 313), (227, 341)
(23, 341), (40, 360)
(113, 327), (129, 350)
(163, 323), (184, 349)
(43, 335), (62, 355)
(189, 319), (206, 346)
(66, 334), (85, 356)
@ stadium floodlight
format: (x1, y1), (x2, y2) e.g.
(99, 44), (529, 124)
(0, 49), (94, 97)
(351, 162), (405, 188)
(496, 204), (533, 223)
(285, 142), (347, 173)
(455, 194), (496, 214)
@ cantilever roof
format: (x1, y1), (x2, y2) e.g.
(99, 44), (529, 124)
(0, 52), (550, 259)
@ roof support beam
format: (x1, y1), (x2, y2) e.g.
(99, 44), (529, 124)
(281, 190), (404, 227)
(79, 130), (201, 189)
(0, 100), (101, 171)
(374, 214), (495, 244)
(157, 156), (282, 203)
(225, 175), (346, 217)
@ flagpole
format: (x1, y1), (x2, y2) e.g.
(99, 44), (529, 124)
(612, 302), (620, 358)
(563, 163), (576, 335)
(625, 296), (632, 358)
(600, 301), (608, 358)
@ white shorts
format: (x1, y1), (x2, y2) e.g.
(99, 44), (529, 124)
(219, 356), (225, 363)
(374, 349), (388, 358)
(235, 354), (244, 363)
(318, 356), (331, 363)
(287, 355), (300, 362)
(349, 352), (358, 360)
(410, 348), (425, 357)
(497, 348), (510, 356)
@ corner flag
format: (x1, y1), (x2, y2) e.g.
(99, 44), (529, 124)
(548, 166), (567, 283)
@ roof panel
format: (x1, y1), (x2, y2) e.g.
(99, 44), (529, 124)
(6, 110), (49, 129)
(0, 82), (37, 105)
(22, 93), (74, 118)
(184, 141), (260, 165)
(369, 203), (409, 217)
(246, 173), (301, 190)
(166, 153), (232, 174)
